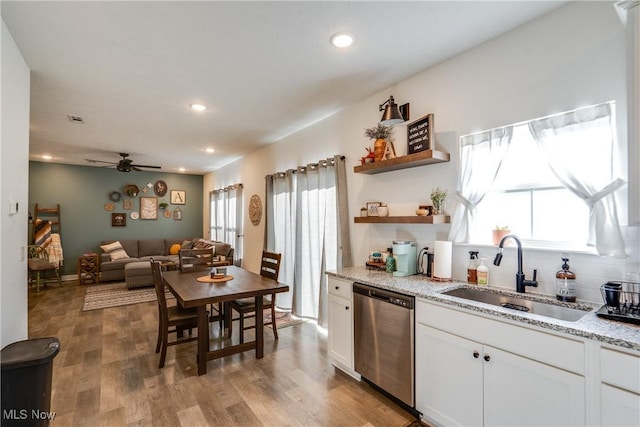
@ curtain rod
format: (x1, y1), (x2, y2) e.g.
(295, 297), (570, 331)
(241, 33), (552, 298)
(265, 155), (345, 179)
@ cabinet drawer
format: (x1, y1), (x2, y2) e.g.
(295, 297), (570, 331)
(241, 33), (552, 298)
(601, 346), (640, 394)
(328, 276), (352, 299)
(417, 298), (585, 374)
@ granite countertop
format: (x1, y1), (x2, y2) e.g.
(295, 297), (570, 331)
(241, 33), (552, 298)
(327, 266), (640, 352)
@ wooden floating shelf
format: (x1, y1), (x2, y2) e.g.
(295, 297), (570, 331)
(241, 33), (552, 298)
(354, 215), (451, 224)
(353, 149), (450, 174)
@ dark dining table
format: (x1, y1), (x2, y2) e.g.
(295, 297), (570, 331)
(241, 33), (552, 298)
(162, 265), (289, 375)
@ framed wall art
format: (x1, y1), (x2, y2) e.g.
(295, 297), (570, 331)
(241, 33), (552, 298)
(111, 213), (126, 227)
(123, 199), (134, 210)
(366, 201), (382, 217)
(173, 207), (182, 221)
(407, 113), (434, 155)
(140, 197), (158, 220)
(170, 190), (186, 205)
(154, 180), (167, 197)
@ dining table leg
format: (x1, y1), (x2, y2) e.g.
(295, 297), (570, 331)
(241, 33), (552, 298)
(255, 295), (264, 358)
(197, 305), (209, 375)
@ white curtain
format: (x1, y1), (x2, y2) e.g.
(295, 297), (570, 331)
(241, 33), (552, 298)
(528, 102), (626, 258)
(265, 155), (351, 327)
(448, 127), (513, 243)
(210, 184), (243, 265)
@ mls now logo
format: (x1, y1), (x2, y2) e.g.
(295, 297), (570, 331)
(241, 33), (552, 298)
(3, 409), (56, 421)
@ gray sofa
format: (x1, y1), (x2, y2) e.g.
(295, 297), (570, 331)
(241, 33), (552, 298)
(99, 238), (234, 287)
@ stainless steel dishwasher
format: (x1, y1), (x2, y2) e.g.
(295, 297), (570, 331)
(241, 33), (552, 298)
(353, 282), (414, 407)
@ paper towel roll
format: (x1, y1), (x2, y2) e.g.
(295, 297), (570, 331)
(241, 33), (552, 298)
(433, 240), (453, 280)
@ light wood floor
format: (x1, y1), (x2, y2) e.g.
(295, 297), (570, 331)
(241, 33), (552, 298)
(27, 281), (419, 426)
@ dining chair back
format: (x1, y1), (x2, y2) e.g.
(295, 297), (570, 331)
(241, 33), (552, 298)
(150, 258), (199, 368)
(179, 248), (214, 271)
(229, 251), (282, 343)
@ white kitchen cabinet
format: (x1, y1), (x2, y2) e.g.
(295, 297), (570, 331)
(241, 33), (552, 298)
(599, 346), (640, 426)
(416, 299), (586, 426)
(416, 324), (483, 426)
(483, 345), (584, 426)
(327, 276), (359, 379)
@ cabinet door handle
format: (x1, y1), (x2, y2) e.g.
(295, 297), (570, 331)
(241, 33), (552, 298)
(473, 351), (480, 359)
(484, 354), (491, 362)
(345, 306), (350, 310)
(335, 286), (340, 290)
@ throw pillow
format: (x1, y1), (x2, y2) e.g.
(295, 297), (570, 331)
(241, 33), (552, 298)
(169, 243), (181, 255)
(100, 241), (129, 261)
(181, 239), (193, 249)
(195, 239), (216, 250)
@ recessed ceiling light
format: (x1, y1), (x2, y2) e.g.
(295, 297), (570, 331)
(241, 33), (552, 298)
(41, 154), (53, 160)
(330, 32), (355, 48)
(205, 148), (215, 154)
(190, 104), (208, 111)
(178, 167), (186, 172)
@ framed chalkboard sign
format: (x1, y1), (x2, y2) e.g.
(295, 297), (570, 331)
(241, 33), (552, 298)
(407, 113), (434, 155)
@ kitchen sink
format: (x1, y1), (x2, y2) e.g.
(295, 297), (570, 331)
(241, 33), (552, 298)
(442, 287), (592, 322)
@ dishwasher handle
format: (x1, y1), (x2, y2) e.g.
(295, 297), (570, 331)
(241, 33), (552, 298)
(353, 283), (414, 309)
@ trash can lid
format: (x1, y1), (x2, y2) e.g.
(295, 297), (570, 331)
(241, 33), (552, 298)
(1, 337), (60, 369)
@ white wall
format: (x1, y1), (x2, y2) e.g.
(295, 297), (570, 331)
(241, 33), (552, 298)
(206, 1), (639, 303)
(1, 19), (30, 347)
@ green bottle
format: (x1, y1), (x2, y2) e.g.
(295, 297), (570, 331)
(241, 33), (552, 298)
(386, 247), (396, 273)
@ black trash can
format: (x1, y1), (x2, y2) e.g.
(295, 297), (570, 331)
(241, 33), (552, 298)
(1, 337), (60, 426)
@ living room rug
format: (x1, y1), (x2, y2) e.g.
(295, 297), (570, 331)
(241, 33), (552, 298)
(82, 282), (171, 311)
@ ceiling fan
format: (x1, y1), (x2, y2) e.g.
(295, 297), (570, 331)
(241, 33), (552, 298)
(85, 153), (161, 172)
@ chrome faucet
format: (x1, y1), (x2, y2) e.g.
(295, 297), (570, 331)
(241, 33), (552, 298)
(493, 234), (538, 293)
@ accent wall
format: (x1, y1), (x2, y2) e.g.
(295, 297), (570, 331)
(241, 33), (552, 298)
(29, 161), (203, 276)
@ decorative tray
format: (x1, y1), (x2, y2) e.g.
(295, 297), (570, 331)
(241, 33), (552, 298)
(197, 275), (233, 283)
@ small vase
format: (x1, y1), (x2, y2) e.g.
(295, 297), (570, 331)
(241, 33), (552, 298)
(373, 139), (386, 162)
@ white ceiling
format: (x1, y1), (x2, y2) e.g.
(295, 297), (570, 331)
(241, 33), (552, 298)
(2, 1), (567, 175)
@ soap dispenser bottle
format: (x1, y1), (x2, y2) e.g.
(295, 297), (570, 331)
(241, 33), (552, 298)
(467, 251), (479, 284)
(385, 247), (396, 273)
(556, 257), (576, 302)
(477, 258), (489, 285)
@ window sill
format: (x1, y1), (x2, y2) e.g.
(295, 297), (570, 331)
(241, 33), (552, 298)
(455, 241), (598, 256)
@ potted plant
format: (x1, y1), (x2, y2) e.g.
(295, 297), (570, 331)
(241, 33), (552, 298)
(364, 124), (393, 162)
(492, 225), (511, 245)
(430, 187), (447, 215)
(159, 200), (169, 210)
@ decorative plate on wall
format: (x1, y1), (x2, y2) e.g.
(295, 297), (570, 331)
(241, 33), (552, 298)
(130, 211), (139, 220)
(104, 202), (116, 211)
(249, 194), (262, 226)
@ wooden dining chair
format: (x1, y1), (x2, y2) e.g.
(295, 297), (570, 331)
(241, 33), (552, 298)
(178, 247), (214, 270)
(150, 259), (199, 369)
(178, 248), (224, 331)
(229, 251), (282, 344)
(27, 245), (62, 292)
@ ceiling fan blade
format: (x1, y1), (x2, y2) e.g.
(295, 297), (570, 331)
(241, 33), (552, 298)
(130, 164), (161, 169)
(132, 166), (142, 172)
(86, 159), (118, 165)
